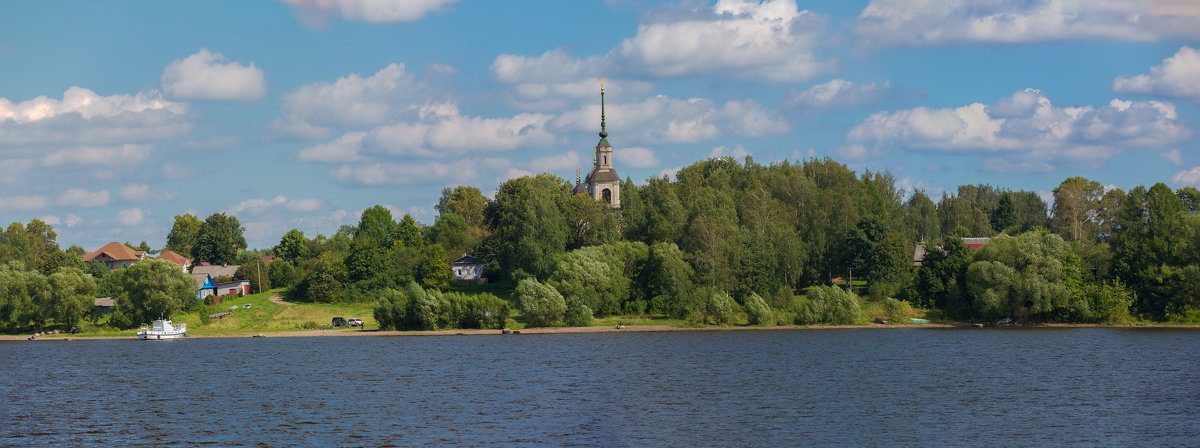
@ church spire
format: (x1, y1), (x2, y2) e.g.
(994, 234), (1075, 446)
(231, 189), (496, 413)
(599, 77), (608, 139)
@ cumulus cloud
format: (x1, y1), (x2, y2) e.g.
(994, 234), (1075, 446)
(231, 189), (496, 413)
(161, 48), (266, 101)
(846, 89), (1190, 172)
(1114, 46), (1200, 102)
(116, 207), (147, 226)
(304, 105), (556, 162)
(0, 195), (48, 213)
(65, 213), (82, 227)
(1172, 166), (1200, 186)
(785, 79), (893, 109)
(491, 0), (830, 83)
(271, 63), (426, 139)
(282, 0), (458, 23)
(298, 132), (366, 162)
(710, 144), (751, 159)
(0, 87), (188, 147)
(57, 188), (110, 208)
(228, 195), (325, 215)
(505, 77), (656, 110)
(120, 184), (178, 202)
(551, 95), (787, 145)
(856, 0), (1200, 47)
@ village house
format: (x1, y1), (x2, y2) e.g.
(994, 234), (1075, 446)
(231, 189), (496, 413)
(451, 255), (485, 282)
(156, 250), (193, 272)
(912, 236), (997, 267)
(193, 273), (217, 300)
(82, 242), (147, 270)
(93, 297), (115, 315)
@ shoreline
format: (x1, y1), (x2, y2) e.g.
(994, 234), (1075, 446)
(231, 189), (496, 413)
(4, 322), (1198, 341)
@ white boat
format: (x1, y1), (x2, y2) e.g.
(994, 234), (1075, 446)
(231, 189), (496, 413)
(138, 319), (187, 340)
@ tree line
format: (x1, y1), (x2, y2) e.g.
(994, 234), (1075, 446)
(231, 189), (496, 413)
(1, 156), (1198, 331)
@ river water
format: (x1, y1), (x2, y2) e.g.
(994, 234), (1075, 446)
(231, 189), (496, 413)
(2, 328), (1198, 447)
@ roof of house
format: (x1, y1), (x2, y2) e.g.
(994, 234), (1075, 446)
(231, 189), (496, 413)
(83, 242), (144, 262)
(192, 273), (215, 289)
(193, 264), (239, 279)
(912, 244), (927, 267)
(451, 255), (484, 265)
(94, 297), (115, 307)
(157, 250), (192, 267)
(261, 254), (277, 263)
(962, 237), (992, 248)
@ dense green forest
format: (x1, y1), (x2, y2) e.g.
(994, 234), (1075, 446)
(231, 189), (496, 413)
(2, 157), (1199, 331)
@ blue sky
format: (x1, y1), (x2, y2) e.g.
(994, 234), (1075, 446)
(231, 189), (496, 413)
(3, 0), (1200, 250)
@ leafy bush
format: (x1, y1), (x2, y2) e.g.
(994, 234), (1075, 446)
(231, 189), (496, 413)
(1080, 280), (1135, 323)
(373, 288), (409, 330)
(796, 285), (861, 325)
(744, 293), (774, 326)
(882, 298), (915, 322)
(686, 288), (742, 326)
(515, 278), (566, 327)
(565, 304), (594, 327)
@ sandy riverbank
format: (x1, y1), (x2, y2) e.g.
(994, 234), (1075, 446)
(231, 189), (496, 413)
(4, 322), (1197, 341)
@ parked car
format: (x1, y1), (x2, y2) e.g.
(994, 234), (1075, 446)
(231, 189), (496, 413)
(348, 318), (363, 327)
(331, 317), (347, 327)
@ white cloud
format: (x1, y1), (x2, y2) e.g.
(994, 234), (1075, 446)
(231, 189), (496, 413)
(298, 132), (366, 162)
(856, 0), (1200, 47)
(120, 184), (178, 202)
(847, 89), (1188, 172)
(65, 213), (82, 227)
(1172, 166), (1200, 186)
(551, 95), (787, 145)
(340, 106), (556, 158)
(710, 144), (750, 159)
(0, 195), (47, 212)
(621, 147), (659, 168)
(1114, 46), (1200, 102)
(491, 0), (830, 83)
(282, 0), (459, 23)
(161, 48), (266, 101)
(271, 63), (424, 138)
(39, 215), (61, 226)
(0, 87), (188, 146)
(659, 166), (682, 179)
(506, 78), (656, 110)
(786, 79), (892, 109)
(228, 195), (325, 215)
(1162, 148), (1185, 166)
(333, 160), (476, 186)
(57, 188), (110, 208)
(116, 207), (147, 226)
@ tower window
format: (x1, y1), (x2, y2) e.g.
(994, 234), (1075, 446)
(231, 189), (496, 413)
(603, 155), (607, 165)
(602, 188), (612, 204)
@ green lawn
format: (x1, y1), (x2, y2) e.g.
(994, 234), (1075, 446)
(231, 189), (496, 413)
(67, 289), (377, 337)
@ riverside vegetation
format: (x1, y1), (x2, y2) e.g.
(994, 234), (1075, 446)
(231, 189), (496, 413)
(2, 157), (1199, 334)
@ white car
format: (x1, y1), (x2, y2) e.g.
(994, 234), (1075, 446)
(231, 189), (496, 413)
(347, 318), (364, 327)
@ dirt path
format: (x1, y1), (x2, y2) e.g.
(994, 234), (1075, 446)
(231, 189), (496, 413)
(267, 293), (293, 306)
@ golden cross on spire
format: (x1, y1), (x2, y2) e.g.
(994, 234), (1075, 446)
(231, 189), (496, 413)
(599, 77), (606, 93)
